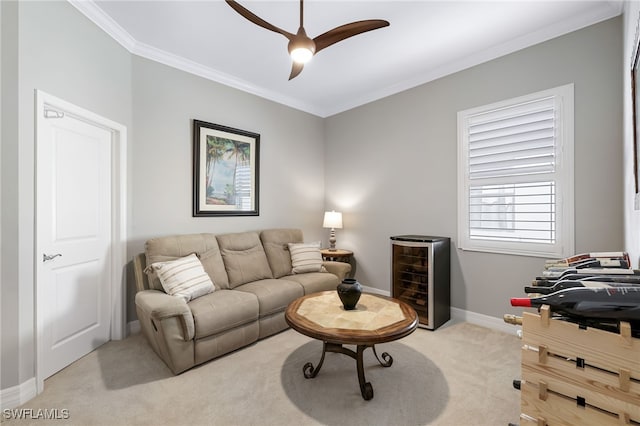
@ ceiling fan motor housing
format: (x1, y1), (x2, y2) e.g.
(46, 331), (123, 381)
(288, 27), (316, 63)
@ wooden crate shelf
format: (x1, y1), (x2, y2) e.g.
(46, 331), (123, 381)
(520, 306), (640, 425)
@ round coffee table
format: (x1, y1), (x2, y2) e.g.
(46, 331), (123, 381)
(285, 291), (418, 400)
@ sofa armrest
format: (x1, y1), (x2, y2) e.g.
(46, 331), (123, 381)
(132, 253), (151, 292)
(323, 261), (351, 281)
(135, 290), (195, 341)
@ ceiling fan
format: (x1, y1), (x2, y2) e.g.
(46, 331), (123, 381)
(225, 0), (390, 80)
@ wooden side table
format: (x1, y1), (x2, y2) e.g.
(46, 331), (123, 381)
(321, 249), (354, 277)
(320, 248), (353, 262)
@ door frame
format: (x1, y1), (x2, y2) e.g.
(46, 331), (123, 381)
(34, 90), (127, 393)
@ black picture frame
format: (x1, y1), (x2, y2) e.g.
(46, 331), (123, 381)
(192, 120), (260, 217)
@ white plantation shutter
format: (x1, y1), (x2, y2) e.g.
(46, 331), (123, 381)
(458, 84), (574, 257)
(468, 99), (555, 179)
(469, 181), (556, 244)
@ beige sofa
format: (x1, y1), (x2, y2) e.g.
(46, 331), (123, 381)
(132, 228), (351, 374)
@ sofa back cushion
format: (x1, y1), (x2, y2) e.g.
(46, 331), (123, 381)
(216, 231), (273, 288)
(145, 233), (230, 291)
(147, 253), (215, 302)
(260, 229), (303, 278)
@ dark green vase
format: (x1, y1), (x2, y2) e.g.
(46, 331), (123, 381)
(337, 278), (362, 310)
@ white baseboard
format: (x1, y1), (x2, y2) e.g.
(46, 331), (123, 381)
(126, 285), (514, 336)
(1, 321), (142, 410)
(0, 377), (37, 410)
(362, 285), (518, 336)
(451, 307), (520, 335)
(0, 304), (516, 411)
(126, 293), (517, 338)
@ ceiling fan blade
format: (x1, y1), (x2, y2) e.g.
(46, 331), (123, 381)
(289, 62), (304, 80)
(313, 20), (390, 54)
(225, 0), (294, 40)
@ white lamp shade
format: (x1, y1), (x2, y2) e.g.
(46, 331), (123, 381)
(323, 211), (343, 229)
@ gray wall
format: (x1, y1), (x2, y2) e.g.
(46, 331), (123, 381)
(128, 56), (326, 319)
(1, 0), (19, 391)
(325, 16), (623, 319)
(130, 57), (326, 245)
(1, 0), (132, 389)
(1, 0), (327, 391)
(0, 0), (626, 395)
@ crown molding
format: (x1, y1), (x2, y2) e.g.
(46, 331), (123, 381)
(68, 0), (623, 119)
(324, 2), (623, 117)
(67, 0), (136, 52)
(130, 41), (325, 116)
(67, 0), (324, 117)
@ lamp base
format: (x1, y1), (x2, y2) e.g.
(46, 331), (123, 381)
(329, 229), (337, 250)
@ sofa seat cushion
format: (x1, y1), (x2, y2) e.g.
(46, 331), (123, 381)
(189, 290), (259, 339)
(281, 272), (339, 295)
(234, 279), (303, 317)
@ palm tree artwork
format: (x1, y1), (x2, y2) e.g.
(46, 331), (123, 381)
(205, 135), (251, 207)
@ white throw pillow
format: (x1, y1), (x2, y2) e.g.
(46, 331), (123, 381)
(288, 242), (324, 274)
(149, 253), (214, 302)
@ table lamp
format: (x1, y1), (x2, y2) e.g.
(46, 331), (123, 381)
(323, 210), (343, 251)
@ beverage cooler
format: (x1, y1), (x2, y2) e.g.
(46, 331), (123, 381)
(391, 235), (450, 330)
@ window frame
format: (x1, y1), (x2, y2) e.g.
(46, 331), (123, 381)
(457, 84), (574, 258)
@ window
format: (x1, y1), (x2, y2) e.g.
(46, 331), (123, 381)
(457, 84), (574, 258)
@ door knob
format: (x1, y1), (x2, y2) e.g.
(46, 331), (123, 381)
(43, 253), (62, 262)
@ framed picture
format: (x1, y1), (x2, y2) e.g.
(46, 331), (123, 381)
(192, 120), (260, 216)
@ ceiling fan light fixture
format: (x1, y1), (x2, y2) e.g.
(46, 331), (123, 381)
(288, 36), (316, 64)
(290, 47), (313, 63)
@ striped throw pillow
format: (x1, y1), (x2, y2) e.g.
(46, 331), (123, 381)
(288, 242), (324, 274)
(149, 254), (214, 302)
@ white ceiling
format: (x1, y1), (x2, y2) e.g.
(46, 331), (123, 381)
(71, 0), (623, 117)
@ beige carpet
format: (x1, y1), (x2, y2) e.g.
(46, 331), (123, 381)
(3, 321), (521, 426)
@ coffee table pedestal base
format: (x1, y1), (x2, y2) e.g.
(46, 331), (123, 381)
(302, 342), (393, 400)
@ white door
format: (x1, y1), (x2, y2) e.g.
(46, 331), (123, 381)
(37, 105), (113, 379)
